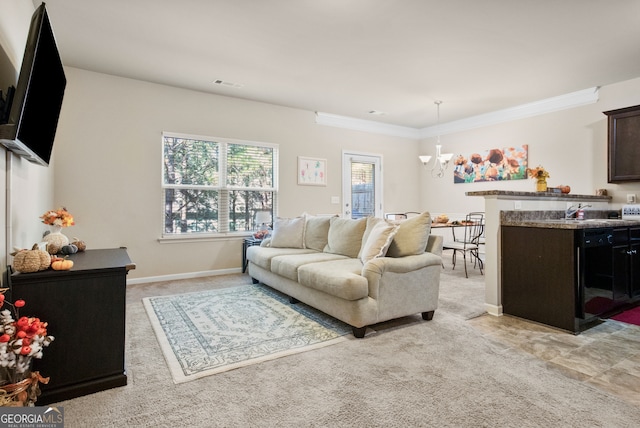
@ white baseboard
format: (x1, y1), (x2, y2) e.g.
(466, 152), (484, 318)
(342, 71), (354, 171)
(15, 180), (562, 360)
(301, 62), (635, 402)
(485, 303), (503, 316)
(127, 267), (242, 285)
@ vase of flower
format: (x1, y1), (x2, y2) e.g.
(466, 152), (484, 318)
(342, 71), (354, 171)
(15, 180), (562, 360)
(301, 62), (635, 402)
(527, 165), (550, 193)
(40, 208), (74, 255)
(0, 292), (54, 407)
(0, 372), (49, 407)
(536, 176), (548, 192)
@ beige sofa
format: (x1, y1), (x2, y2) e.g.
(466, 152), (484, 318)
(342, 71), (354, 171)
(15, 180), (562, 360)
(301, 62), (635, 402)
(246, 212), (443, 338)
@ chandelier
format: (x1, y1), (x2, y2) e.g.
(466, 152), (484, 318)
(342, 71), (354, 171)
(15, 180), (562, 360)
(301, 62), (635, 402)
(419, 101), (454, 178)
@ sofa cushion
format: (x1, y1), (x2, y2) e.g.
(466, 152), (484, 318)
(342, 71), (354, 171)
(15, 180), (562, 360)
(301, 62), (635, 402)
(323, 217), (367, 258)
(303, 214), (333, 251)
(271, 253), (348, 281)
(387, 211), (432, 257)
(298, 259), (369, 301)
(246, 246), (315, 271)
(270, 216), (306, 248)
(359, 218), (399, 263)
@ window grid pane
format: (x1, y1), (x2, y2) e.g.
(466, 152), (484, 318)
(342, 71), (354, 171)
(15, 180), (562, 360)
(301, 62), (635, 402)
(227, 144), (274, 188)
(228, 190), (274, 232)
(351, 161), (375, 219)
(163, 134), (277, 235)
(163, 137), (219, 186)
(164, 188), (218, 233)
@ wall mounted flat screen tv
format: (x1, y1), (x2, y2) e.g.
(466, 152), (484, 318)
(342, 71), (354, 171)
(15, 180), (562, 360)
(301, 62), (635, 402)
(0, 3), (66, 167)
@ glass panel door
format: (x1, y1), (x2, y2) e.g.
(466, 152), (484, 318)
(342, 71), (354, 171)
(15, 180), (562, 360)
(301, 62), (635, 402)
(342, 152), (382, 219)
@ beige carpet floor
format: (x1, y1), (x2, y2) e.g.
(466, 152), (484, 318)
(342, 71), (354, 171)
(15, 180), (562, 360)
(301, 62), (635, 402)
(55, 264), (640, 427)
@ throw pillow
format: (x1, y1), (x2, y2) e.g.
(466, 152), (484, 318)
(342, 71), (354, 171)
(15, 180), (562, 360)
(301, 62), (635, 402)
(386, 211), (432, 257)
(323, 217), (367, 258)
(303, 213), (334, 252)
(269, 216), (306, 248)
(359, 218), (399, 263)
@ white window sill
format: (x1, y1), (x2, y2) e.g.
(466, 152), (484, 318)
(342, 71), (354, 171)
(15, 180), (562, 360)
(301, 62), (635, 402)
(158, 232), (252, 244)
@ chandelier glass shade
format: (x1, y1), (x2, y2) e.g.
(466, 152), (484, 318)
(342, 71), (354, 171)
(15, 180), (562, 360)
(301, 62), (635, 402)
(419, 101), (453, 178)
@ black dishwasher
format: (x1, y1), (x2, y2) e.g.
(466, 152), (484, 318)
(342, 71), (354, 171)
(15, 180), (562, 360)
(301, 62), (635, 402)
(577, 227), (616, 319)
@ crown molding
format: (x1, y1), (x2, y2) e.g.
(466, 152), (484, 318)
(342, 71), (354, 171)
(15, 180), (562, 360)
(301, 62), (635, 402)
(418, 86), (600, 138)
(314, 112), (422, 139)
(315, 87), (600, 139)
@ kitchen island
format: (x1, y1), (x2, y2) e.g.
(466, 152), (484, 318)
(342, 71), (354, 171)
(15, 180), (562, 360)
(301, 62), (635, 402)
(501, 216), (640, 332)
(466, 190), (612, 318)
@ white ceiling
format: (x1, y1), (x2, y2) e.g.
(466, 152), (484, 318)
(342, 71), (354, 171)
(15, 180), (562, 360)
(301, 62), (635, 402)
(39, 0), (640, 129)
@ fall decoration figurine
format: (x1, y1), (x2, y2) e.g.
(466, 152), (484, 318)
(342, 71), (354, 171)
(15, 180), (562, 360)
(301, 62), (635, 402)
(50, 256), (74, 271)
(11, 244), (51, 273)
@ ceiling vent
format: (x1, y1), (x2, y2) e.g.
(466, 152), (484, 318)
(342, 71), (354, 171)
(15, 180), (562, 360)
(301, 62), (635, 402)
(212, 79), (244, 89)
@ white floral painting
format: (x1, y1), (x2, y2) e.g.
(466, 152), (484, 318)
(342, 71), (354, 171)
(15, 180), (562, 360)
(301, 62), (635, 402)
(298, 156), (327, 186)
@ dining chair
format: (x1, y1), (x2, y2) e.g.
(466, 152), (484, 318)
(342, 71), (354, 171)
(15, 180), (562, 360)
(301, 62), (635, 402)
(385, 213), (407, 220)
(442, 212), (484, 278)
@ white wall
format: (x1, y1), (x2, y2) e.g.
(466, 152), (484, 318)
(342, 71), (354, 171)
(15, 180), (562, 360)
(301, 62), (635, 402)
(52, 68), (420, 279)
(419, 77), (640, 215)
(0, 1), (54, 286)
(49, 70), (640, 282)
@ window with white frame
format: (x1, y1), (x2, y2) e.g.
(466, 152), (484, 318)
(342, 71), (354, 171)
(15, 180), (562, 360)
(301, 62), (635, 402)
(162, 132), (278, 235)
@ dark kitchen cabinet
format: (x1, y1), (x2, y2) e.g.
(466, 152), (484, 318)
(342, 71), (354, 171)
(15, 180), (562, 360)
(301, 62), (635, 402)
(501, 226), (580, 332)
(9, 248), (134, 405)
(632, 228), (640, 298)
(612, 229), (631, 302)
(605, 104), (640, 182)
(502, 225), (640, 333)
(613, 227), (640, 299)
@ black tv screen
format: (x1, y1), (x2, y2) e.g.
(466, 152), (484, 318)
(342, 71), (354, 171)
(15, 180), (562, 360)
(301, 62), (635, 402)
(0, 3), (66, 166)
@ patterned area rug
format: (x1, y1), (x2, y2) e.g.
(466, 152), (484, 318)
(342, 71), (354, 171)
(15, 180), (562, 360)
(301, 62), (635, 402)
(143, 284), (352, 383)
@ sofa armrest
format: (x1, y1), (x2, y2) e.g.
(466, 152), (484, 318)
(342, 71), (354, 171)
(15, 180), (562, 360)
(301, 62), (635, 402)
(361, 252), (442, 300)
(362, 252), (442, 277)
(260, 238), (272, 247)
(426, 234), (443, 257)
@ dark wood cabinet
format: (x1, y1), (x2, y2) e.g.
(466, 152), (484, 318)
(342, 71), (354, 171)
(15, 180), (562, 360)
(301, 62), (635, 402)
(605, 104), (640, 182)
(502, 226), (579, 332)
(613, 227), (640, 299)
(9, 248), (134, 405)
(502, 225), (640, 333)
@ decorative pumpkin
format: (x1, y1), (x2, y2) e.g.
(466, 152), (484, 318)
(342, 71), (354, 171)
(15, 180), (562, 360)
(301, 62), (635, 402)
(12, 244), (51, 273)
(51, 257), (74, 271)
(71, 238), (86, 252)
(60, 244), (78, 255)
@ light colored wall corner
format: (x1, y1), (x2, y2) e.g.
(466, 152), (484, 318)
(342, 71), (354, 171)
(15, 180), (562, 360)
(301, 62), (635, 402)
(0, 1), (33, 70)
(0, 2), (54, 284)
(53, 68), (420, 279)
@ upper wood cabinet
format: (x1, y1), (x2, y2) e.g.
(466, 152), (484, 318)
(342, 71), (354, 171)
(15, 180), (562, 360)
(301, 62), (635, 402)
(605, 104), (640, 182)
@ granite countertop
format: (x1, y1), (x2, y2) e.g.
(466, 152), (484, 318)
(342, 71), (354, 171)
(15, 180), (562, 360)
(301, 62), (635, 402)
(467, 190), (611, 201)
(501, 210), (640, 229)
(502, 218), (640, 229)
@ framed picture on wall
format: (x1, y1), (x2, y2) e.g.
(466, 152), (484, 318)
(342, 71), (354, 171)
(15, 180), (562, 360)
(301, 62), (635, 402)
(453, 145), (528, 183)
(298, 156), (327, 186)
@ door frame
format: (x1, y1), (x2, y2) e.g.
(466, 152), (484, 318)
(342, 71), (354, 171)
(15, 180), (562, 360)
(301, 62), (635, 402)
(341, 150), (383, 219)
